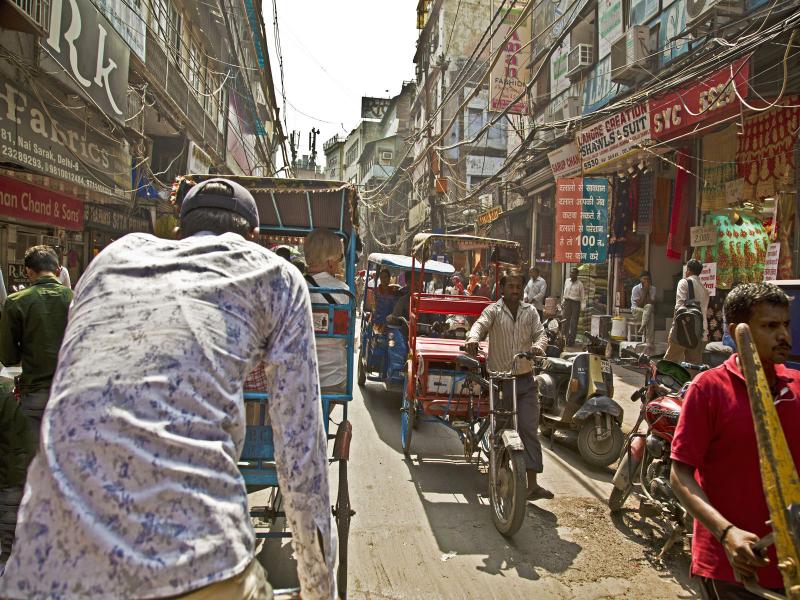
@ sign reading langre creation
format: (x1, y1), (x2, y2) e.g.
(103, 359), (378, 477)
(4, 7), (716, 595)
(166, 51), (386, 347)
(490, 0), (532, 114)
(581, 178), (609, 264)
(578, 104), (650, 172)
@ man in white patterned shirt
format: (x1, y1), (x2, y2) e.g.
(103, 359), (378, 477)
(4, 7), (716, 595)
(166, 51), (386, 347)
(562, 266), (586, 346)
(0, 179), (336, 599)
(465, 271), (552, 500)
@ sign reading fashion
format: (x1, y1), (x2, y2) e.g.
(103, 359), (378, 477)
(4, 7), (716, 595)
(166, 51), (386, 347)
(489, 0), (532, 114)
(578, 104), (650, 171)
(0, 74), (130, 198)
(44, 0), (131, 120)
(555, 178), (609, 263)
(0, 175), (84, 230)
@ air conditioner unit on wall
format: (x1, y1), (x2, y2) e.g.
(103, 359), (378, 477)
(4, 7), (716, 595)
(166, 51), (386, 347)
(380, 150), (394, 162)
(610, 26), (650, 85)
(686, 0), (745, 34)
(567, 44), (593, 78)
(563, 96), (582, 119)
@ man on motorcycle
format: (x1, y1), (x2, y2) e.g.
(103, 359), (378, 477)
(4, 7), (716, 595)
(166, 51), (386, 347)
(671, 282), (800, 599)
(465, 271), (552, 500)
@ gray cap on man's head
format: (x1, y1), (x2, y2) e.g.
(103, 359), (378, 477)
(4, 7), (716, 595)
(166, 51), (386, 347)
(180, 178), (259, 228)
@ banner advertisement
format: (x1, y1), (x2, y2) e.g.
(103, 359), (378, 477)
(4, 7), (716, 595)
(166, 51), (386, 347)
(0, 175), (84, 230)
(84, 203), (152, 234)
(490, 0), (532, 114)
(555, 178), (610, 263)
(649, 58), (750, 140)
(700, 262), (718, 297)
(578, 104), (650, 172)
(0, 75), (131, 198)
(581, 178), (609, 264)
(550, 38), (571, 99)
(764, 242), (780, 281)
(547, 142), (582, 178)
(597, 0), (623, 59)
(555, 178), (582, 263)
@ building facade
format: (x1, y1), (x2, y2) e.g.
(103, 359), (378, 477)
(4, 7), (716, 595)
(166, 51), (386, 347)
(0, 0), (283, 287)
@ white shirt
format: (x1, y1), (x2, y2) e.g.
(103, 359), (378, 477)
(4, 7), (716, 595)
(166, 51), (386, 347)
(631, 283), (656, 308)
(675, 274), (710, 338)
(307, 270), (350, 388)
(58, 263), (71, 288)
(524, 276), (547, 309)
(0, 232), (336, 600)
(563, 278), (586, 309)
(466, 299), (547, 375)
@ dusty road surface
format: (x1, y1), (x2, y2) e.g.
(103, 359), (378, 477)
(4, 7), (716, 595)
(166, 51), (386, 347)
(257, 361), (699, 599)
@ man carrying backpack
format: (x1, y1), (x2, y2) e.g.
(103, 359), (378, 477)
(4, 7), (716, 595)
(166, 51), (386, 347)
(664, 259), (710, 364)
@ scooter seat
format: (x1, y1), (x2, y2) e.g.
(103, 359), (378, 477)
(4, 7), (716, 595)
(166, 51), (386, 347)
(540, 357), (572, 373)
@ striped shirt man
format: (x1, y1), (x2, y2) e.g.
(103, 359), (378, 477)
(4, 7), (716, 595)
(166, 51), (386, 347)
(466, 298), (548, 375)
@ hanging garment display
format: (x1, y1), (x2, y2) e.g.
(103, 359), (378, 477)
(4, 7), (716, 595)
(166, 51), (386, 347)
(636, 172), (654, 235)
(651, 177), (672, 245)
(694, 213), (769, 288)
(667, 150), (691, 259)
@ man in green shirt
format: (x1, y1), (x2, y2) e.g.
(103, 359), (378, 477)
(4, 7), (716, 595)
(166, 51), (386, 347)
(0, 245), (72, 445)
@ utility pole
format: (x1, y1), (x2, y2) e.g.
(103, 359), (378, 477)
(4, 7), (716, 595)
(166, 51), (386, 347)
(309, 128), (320, 167)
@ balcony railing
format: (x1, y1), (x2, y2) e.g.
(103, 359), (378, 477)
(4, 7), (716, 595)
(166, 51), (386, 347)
(4, 0), (50, 34)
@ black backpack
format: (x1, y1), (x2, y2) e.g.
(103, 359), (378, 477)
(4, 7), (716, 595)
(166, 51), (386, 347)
(673, 279), (704, 348)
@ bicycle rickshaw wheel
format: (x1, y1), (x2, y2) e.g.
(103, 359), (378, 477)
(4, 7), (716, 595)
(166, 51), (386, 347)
(357, 354), (366, 387)
(335, 459), (350, 599)
(491, 447), (528, 536)
(401, 368), (414, 458)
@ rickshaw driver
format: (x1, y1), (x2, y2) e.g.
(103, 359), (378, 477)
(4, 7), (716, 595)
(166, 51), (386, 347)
(369, 268), (396, 326)
(464, 271), (554, 501)
(388, 271), (444, 333)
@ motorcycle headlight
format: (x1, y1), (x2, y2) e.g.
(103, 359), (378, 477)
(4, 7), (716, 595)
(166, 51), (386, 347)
(388, 340), (396, 348)
(388, 332), (395, 341)
(548, 320), (559, 332)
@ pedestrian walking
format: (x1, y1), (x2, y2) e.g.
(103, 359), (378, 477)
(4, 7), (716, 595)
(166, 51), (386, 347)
(671, 282), (799, 598)
(524, 266), (547, 315)
(0, 178), (336, 600)
(630, 270), (657, 345)
(0, 245), (73, 446)
(55, 246), (72, 289)
(562, 266), (585, 346)
(664, 259), (710, 364)
(465, 270), (552, 501)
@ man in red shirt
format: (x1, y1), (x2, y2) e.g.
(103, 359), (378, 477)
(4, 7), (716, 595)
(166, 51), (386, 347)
(671, 282), (800, 599)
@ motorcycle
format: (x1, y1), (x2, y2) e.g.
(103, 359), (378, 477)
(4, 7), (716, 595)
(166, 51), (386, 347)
(535, 331), (624, 467)
(608, 349), (708, 557)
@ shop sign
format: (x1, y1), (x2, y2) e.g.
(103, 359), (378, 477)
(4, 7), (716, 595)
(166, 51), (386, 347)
(598, 0), (623, 59)
(582, 56), (628, 113)
(84, 203), (152, 234)
(0, 74), (130, 198)
(476, 206), (502, 226)
(187, 141), (213, 174)
(555, 178), (608, 263)
(764, 242), (780, 281)
(8, 263), (28, 292)
(690, 224), (717, 247)
(577, 104), (650, 172)
(550, 38), (571, 99)
(0, 175), (83, 230)
(43, 0), (131, 120)
(408, 201), (428, 228)
(547, 142), (582, 178)
(649, 58), (750, 140)
(658, 0), (689, 67)
(700, 262), (717, 297)
(581, 178), (609, 264)
(489, 0), (532, 115)
(630, 0), (659, 25)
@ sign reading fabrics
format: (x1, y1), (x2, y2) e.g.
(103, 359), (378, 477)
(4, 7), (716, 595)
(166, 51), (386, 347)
(578, 104), (650, 172)
(555, 178), (609, 264)
(490, 0), (532, 114)
(0, 74), (131, 198)
(44, 0), (131, 120)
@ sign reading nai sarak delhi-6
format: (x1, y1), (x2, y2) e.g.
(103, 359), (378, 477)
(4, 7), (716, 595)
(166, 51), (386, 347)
(0, 176), (83, 230)
(45, 0), (130, 120)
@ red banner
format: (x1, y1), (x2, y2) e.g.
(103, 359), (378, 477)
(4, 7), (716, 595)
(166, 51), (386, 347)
(0, 176), (84, 230)
(649, 58), (749, 141)
(555, 178), (582, 263)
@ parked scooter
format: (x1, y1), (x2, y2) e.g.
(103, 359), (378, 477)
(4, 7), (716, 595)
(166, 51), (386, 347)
(542, 310), (565, 358)
(608, 349), (708, 557)
(535, 332), (624, 467)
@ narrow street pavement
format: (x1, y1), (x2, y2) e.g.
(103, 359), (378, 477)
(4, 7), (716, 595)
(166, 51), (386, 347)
(259, 354), (699, 599)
